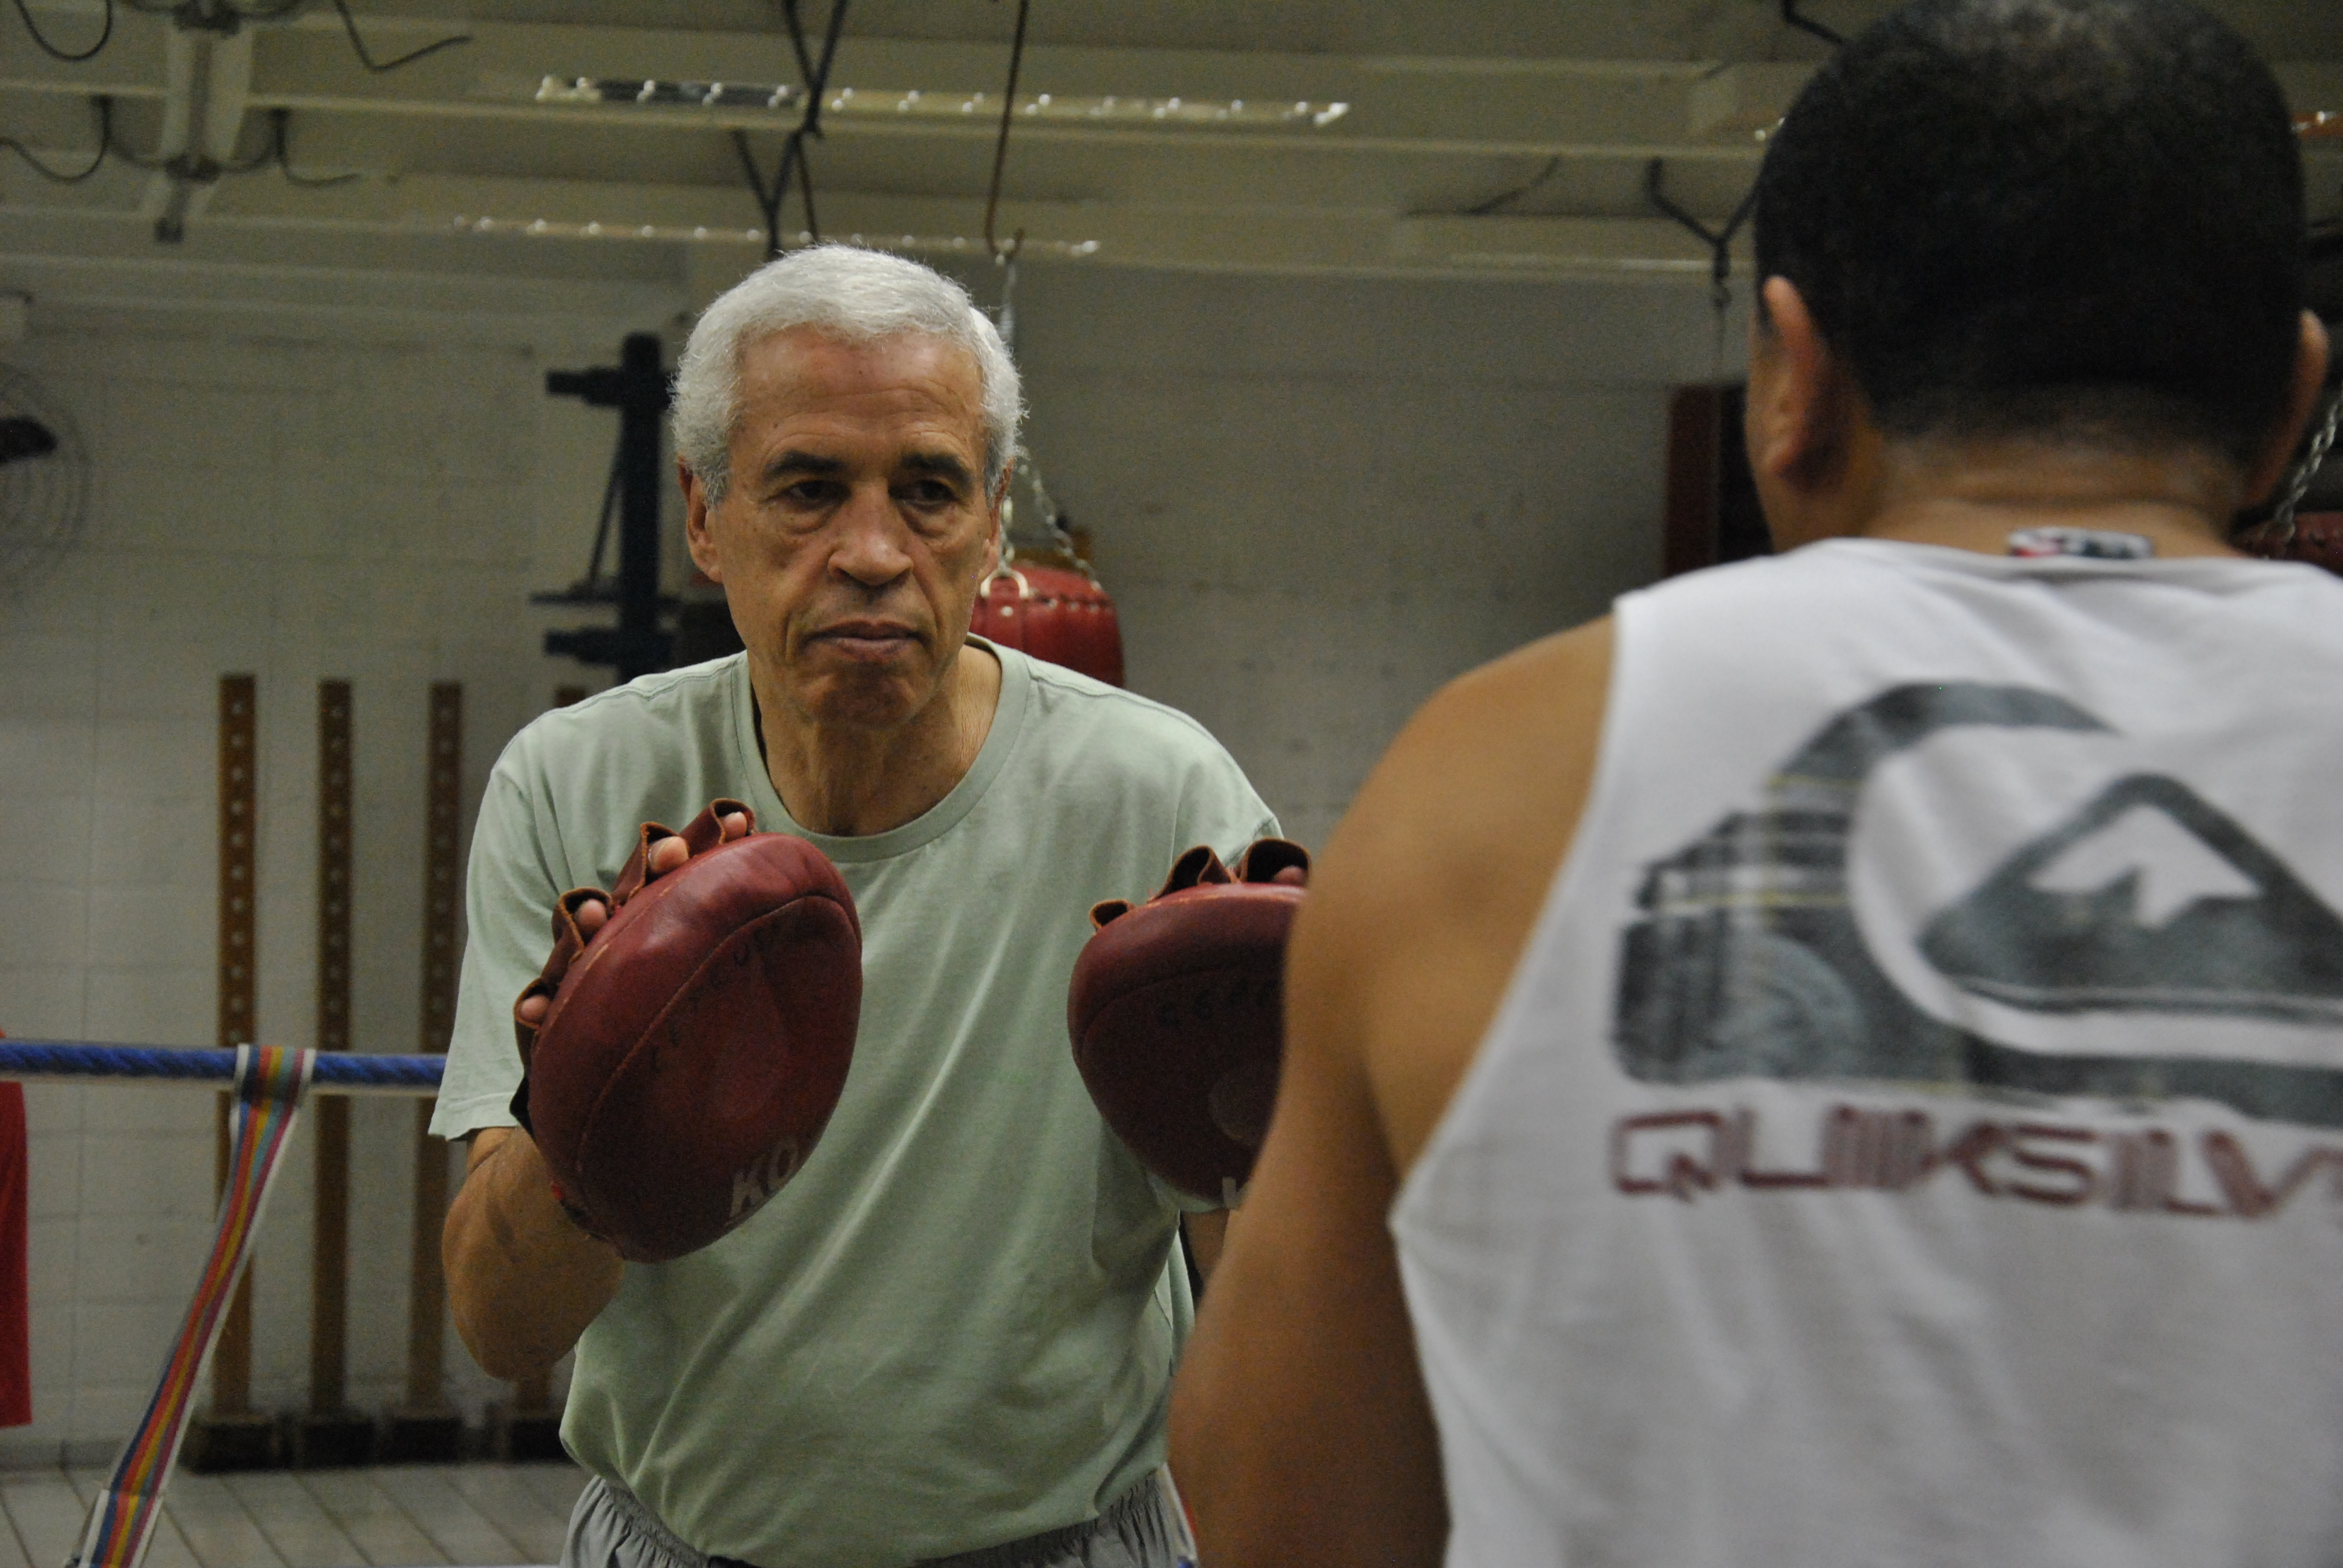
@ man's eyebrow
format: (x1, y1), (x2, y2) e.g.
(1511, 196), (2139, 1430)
(756, 449), (845, 486)
(899, 451), (977, 488)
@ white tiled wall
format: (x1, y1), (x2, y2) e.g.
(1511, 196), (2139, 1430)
(0, 312), (639, 1463)
(1020, 267), (1740, 847)
(0, 260), (1740, 1464)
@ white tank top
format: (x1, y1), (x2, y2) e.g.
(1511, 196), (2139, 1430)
(1392, 538), (2343, 1568)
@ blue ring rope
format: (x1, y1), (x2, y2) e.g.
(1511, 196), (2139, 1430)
(0, 1040), (445, 1091)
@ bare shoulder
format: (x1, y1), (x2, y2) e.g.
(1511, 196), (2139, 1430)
(1291, 616), (1615, 1173)
(1168, 618), (1617, 1562)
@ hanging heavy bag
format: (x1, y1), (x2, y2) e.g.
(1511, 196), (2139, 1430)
(1068, 839), (1309, 1206)
(970, 554), (1127, 688)
(2241, 512), (2343, 574)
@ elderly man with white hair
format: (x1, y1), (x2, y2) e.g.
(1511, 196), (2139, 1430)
(434, 246), (1271, 1568)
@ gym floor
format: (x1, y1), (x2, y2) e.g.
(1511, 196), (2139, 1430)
(0, 1462), (584, 1568)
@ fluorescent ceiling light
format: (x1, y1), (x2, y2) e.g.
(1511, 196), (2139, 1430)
(533, 77), (1350, 128)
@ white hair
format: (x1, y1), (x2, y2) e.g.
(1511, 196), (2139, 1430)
(671, 244), (1023, 505)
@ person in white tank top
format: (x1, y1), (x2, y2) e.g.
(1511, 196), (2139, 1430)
(1167, 2), (2341, 1563)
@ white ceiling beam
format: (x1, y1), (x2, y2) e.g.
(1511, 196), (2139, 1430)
(179, 169), (1734, 282)
(0, 202), (686, 340)
(10, 168), (1735, 286)
(247, 35), (1734, 159)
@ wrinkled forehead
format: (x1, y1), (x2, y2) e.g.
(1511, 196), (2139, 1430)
(732, 325), (986, 439)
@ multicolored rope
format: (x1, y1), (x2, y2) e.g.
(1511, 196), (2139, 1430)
(71, 1045), (317, 1568)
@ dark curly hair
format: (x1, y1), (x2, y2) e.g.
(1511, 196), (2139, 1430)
(1753, 0), (2306, 465)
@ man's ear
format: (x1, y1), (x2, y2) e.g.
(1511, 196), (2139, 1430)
(1746, 277), (1846, 491)
(681, 459), (723, 583)
(1745, 276), (1873, 550)
(2242, 310), (2335, 508)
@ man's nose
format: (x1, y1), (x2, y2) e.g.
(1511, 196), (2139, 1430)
(828, 482), (913, 587)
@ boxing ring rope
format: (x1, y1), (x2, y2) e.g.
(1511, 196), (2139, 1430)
(8, 1042), (446, 1568)
(53, 1045), (311, 1568)
(0, 1040), (445, 1096)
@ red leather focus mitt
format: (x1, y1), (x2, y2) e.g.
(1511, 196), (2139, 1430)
(1068, 839), (1309, 1206)
(512, 799), (861, 1263)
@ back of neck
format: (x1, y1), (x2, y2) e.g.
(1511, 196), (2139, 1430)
(1857, 438), (2247, 560)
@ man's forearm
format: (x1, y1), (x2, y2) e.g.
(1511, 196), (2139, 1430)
(444, 1125), (624, 1380)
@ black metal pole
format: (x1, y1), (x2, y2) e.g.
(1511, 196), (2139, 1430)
(615, 332), (666, 682)
(544, 332), (675, 682)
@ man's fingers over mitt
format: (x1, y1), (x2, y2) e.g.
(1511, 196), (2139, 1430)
(619, 799), (752, 900)
(513, 889), (612, 1042)
(505, 797), (863, 1264)
(512, 799), (756, 1060)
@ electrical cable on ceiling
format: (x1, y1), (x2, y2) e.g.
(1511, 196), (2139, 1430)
(1465, 155), (1563, 217)
(773, 0), (818, 91)
(1645, 157), (1760, 376)
(735, 0), (848, 260)
(983, 0), (1032, 261)
(785, 0), (850, 139)
(330, 0), (470, 74)
(10, 0), (113, 62)
(2, 94), (356, 215)
(796, 137), (821, 241)
(734, 131), (802, 261)
(792, 0), (848, 247)
(1645, 157), (1759, 309)
(1781, 0), (1847, 47)
(269, 107), (361, 186)
(1, 94), (113, 182)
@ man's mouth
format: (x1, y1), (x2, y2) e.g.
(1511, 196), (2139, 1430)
(808, 621), (920, 661)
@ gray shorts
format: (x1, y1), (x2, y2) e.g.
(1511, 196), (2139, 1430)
(562, 1470), (1193, 1568)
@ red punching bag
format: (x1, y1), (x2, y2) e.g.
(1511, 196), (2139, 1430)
(970, 550), (1127, 687)
(2240, 512), (2343, 575)
(966, 411), (1127, 684)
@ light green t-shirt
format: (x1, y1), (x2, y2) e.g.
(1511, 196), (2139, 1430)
(431, 642), (1276, 1567)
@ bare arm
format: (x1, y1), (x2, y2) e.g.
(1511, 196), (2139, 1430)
(1169, 619), (1612, 1566)
(1183, 1210), (1229, 1280)
(1168, 965), (1447, 1563)
(444, 1125), (623, 1380)
(441, 818), (746, 1380)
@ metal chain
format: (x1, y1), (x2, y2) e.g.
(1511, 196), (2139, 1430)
(2256, 386), (2342, 549)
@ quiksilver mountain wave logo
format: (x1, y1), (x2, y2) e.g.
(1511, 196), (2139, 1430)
(1613, 684), (2343, 1129)
(1922, 774), (2343, 1024)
